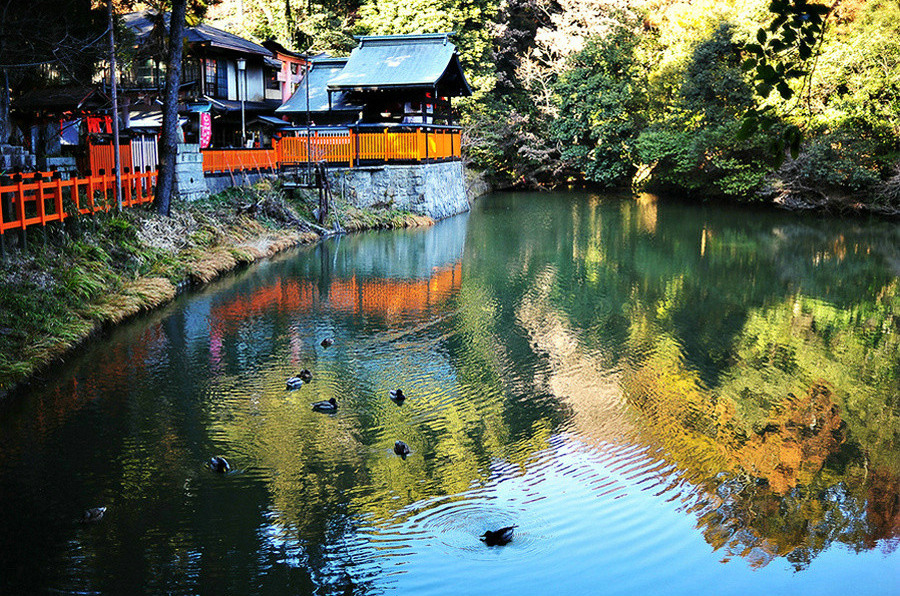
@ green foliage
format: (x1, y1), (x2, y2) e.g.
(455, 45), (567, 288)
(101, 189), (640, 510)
(811, 0), (900, 145)
(636, 23), (774, 198)
(742, 0), (831, 100)
(636, 122), (772, 198)
(788, 134), (882, 192)
(739, 1), (835, 161)
(549, 28), (647, 187)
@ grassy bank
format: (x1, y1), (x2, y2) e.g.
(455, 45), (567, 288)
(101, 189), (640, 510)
(0, 179), (434, 397)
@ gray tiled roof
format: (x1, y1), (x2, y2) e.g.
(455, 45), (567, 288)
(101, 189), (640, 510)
(276, 58), (361, 114)
(123, 10), (271, 57)
(326, 34), (471, 95)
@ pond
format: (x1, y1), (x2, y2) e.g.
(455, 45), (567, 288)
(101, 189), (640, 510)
(0, 191), (898, 595)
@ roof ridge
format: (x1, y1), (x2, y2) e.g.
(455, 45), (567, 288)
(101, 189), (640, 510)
(355, 33), (455, 47)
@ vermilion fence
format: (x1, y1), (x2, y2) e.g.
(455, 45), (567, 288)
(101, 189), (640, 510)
(0, 125), (461, 251)
(201, 148), (279, 173)
(0, 170), (156, 243)
(278, 125), (462, 167)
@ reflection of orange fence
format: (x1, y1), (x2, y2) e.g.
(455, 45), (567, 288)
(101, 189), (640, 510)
(210, 262), (463, 333)
(201, 148), (279, 173)
(0, 170), (157, 238)
(279, 126), (462, 168)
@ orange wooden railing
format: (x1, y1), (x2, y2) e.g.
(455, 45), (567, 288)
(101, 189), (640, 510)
(0, 126), (462, 243)
(201, 148), (279, 173)
(279, 126), (462, 167)
(88, 141), (133, 175)
(0, 170), (157, 238)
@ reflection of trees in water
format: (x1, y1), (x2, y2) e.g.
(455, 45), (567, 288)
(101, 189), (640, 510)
(466, 193), (900, 568)
(615, 274), (899, 568)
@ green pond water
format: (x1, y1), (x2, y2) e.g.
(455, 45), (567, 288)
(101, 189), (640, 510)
(0, 191), (898, 595)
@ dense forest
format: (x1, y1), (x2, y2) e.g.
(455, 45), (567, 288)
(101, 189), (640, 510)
(202, 0), (900, 209)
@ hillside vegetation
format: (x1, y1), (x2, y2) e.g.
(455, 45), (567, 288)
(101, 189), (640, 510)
(212, 0), (900, 210)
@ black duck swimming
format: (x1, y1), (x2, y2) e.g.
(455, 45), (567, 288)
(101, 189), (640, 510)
(480, 525), (516, 546)
(394, 440), (411, 459)
(209, 456), (230, 473)
(312, 397), (338, 412)
(81, 507), (107, 523)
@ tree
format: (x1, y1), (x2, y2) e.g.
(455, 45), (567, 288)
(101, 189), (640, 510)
(635, 23), (774, 198)
(0, 0), (106, 144)
(549, 24), (646, 187)
(154, 0), (188, 216)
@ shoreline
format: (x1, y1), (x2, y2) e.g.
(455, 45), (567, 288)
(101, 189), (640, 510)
(0, 182), (438, 401)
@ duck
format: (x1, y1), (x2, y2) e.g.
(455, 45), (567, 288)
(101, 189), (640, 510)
(209, 456), (230, 473)
(480, 525), (516, 546)
(286, 369), (312, 389)
(389, 389), (405, 403)
(394, 440), (411, 459)
(312, 397), (338, 413)
(321, 338), (334, 348)
(81, 506), (107, 523)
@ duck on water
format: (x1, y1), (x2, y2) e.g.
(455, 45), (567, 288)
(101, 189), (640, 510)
(394, 440), (411, 459)
(481, 525), (516, 546)
(286, 369), (312, 390)
(312, 397), (338, 413)
(209, 456), (230, 473)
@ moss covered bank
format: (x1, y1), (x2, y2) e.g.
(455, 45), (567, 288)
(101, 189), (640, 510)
(0, 180), (436, 398)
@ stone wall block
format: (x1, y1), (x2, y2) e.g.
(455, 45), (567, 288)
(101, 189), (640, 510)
(323, 161), (468, 220)
(174, 143), (209, 201)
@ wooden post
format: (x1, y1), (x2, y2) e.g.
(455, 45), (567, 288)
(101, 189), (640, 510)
(54, 175), (64, 222)
(16, 177), (26, 251)
(108, 0), (123, 211)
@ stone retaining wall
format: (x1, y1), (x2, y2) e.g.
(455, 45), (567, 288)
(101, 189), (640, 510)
(177, 145), (470, 222)
(325, 161), (469, 221)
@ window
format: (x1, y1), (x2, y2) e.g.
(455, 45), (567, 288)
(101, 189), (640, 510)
(290, 62), (299, 75)
(183, 58), (201, 87)
(205, 58), (228, 98)
(266, 68), (280, 91)
(135, 58), (157, 87)
(217, 61), (228, 98)
(204, 59), (217, 96)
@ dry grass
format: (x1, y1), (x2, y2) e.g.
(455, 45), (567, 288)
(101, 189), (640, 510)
(188, 248), (240, 284)
(136, 210), (200, 254)
(94, 277), (177, 324)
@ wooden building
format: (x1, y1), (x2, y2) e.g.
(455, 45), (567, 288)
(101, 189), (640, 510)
(121, 10), (283, 147)
(277, 33), (471, 126)
(261, 40), (311, 105)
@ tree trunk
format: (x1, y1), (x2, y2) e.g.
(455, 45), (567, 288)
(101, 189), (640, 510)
(154, 0), (188, 216)
(1, 69), (10, 145)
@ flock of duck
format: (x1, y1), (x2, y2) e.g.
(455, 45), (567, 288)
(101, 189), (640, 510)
(82, 336), (516, 546)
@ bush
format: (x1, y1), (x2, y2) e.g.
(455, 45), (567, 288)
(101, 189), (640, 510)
(549, 26), (647, 188)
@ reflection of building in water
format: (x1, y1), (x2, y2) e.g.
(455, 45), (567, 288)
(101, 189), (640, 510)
(6, 259), (463, 456)
(327, 213), (468, 279)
